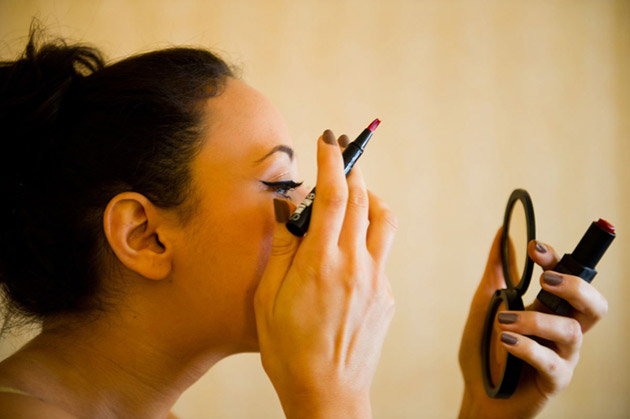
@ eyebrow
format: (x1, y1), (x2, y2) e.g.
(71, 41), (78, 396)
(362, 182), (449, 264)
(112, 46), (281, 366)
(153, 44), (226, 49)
(254, 145), (294, 164)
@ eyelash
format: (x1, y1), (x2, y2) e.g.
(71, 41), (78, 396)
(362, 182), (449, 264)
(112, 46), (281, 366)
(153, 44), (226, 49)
(261, 180), (303, 200)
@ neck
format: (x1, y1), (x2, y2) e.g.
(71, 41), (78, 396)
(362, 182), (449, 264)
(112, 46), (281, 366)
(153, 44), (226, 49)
(6, 312), (231, 418)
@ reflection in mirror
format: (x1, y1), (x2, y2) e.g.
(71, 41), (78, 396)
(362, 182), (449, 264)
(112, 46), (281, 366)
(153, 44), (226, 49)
(507, 200), (528, 287)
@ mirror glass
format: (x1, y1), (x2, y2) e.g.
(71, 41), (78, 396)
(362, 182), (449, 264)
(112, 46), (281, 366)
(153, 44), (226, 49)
(506, 200), (528, 288)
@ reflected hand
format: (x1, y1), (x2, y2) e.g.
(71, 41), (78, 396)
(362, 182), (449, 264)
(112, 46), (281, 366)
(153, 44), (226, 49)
(458, 228), (608, 418)
(254, 130), (397, 419)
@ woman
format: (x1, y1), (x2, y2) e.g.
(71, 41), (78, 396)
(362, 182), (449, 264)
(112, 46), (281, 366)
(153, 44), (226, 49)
(0, 30), (607, 418)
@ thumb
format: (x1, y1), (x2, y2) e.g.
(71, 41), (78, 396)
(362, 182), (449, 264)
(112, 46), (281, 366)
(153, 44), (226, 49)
(255, 199), (300, 311)
(474, 227), (507, 302)
(460, 228), (506, 362)
(459, 228), (507, 371)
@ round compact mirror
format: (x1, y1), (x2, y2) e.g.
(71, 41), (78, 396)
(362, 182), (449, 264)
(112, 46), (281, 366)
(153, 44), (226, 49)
(481, 189), (535, 398)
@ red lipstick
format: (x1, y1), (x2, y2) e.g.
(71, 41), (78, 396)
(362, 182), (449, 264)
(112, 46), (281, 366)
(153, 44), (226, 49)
(596, 218), (615, 234)
(537, 218), (616, 315)
(367, 118), (381, 132)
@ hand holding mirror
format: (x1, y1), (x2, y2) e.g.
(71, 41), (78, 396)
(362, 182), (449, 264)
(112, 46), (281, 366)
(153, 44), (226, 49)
(481, 189), (616, 398)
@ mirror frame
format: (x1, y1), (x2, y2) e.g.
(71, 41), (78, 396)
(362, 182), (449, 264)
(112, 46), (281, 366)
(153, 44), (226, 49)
(500, 189), (536, 294)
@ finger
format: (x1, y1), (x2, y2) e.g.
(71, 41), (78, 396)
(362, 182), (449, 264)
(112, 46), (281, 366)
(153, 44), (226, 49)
(337, 134), (350, 148)
(528, 239), (561, 271)
(339, 163), (369, 249)
(496, 310), (583, 358)
(365, 190), (397, 267)
(254, 199), (300, 316)
(499, 332), (572, 393)
(308, 130), (348, 246)
(539, 271), (609, 332)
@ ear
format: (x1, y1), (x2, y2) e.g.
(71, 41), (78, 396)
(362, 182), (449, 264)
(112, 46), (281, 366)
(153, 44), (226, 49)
(103, 192), (173, 280)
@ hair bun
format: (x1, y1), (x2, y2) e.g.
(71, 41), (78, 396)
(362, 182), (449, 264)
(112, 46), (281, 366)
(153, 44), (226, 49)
(0, 27), (104, 201)
(0, 27), (104, 136)
(0, 27), (105, 294)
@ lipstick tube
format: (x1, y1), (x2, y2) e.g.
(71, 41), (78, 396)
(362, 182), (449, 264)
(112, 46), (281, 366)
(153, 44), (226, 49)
(537, 219), (616, 315)
(286, 119), (380, 237)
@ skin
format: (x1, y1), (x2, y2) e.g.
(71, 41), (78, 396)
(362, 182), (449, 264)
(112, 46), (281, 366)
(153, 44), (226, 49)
(0, 78), (607, 418)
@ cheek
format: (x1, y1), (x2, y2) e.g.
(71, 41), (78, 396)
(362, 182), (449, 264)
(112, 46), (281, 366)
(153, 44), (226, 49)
(192, 197), (275, 287)
(170, 196), (276, 349)
(237, 201), (274, 274)
(250, 207), (275, 280)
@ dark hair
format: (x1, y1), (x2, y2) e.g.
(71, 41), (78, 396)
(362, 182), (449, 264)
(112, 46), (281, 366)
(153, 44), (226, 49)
(0, 26), (233, 324)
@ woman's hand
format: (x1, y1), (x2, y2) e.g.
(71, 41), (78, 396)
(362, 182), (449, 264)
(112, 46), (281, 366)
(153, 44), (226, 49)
(458, 229), (608, 418)
(254, 130), (397, 419)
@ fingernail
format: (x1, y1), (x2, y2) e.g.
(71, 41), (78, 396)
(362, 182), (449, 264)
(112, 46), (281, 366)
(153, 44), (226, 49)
(535, 240), (547, 254)
(273, 199), (290, 223)
(497, 312), (518, 324)
(337, 134), (350, 148)
(543, 271), (563, 286)
(500, 333), (518, 345)
(322, 129), (337, 145)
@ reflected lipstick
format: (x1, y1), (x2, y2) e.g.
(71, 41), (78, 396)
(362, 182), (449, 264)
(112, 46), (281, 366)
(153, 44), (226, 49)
(286, 118), (380, 237)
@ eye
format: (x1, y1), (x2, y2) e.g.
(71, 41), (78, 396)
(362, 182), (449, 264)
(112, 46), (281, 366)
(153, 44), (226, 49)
(260, 180), (303, 201)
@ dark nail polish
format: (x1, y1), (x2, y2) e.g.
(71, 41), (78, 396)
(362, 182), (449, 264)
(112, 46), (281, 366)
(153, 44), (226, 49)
(500, 333), (518, 345)
(337, 134), (350, 148)
(535, 241), (548, 254)
(273, 199), (290, 223)
(323, 129), (337, 145)
(543, 271), (563, 286)
(497, 312), (518, 324)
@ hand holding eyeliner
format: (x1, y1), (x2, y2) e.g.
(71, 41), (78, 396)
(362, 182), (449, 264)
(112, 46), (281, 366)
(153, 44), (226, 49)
(537, 218), (616, 315)
(286, 119), (380, 237)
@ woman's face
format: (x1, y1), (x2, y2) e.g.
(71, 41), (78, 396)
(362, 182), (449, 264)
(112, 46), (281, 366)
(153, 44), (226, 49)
(169, 78), (304, 353)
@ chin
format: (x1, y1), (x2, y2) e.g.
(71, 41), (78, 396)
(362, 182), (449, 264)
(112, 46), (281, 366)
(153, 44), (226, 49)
(241, 325), (261, 353)
(223, 337), (259, 356)
(242, 341), (261, 353)
(228, 316), (260, 354)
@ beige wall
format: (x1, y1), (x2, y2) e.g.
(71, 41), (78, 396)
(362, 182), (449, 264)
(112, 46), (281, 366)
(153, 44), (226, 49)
(1, 0), (628, 417)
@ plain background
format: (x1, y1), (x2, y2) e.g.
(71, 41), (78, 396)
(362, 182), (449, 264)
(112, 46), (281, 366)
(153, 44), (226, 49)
(1, 1), (628, 417)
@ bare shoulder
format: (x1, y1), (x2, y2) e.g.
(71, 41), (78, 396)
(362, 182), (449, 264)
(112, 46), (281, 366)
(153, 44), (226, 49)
(0, 393), (77, 419)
